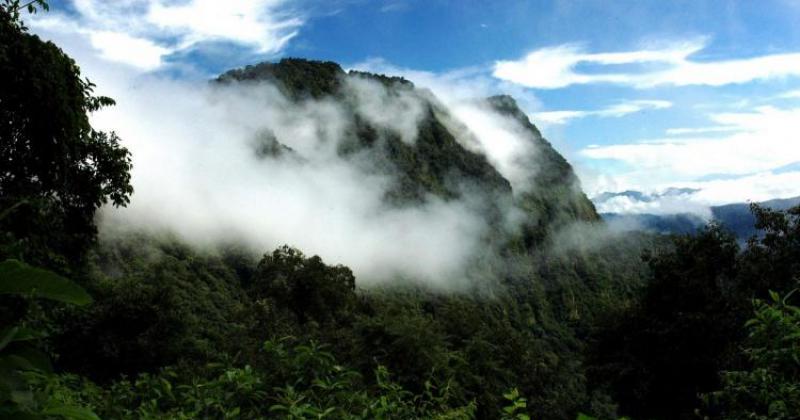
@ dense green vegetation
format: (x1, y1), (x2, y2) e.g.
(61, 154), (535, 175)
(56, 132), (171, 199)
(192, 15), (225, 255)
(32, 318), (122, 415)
(2, 3), (799, 419)
(0, 0), (132, 272)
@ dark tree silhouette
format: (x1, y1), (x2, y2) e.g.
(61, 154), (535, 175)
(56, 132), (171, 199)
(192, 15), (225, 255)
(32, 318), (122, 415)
(0, 1), (133, 269)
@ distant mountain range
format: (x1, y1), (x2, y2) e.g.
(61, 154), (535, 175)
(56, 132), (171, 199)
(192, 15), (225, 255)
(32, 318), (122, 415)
(593, 187), (700, 205)
(600, 195), (800, 239)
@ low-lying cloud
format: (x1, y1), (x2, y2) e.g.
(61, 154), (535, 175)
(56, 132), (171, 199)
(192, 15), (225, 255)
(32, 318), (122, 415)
(89, 65), (539, 288)
(349, 59), (545, 192)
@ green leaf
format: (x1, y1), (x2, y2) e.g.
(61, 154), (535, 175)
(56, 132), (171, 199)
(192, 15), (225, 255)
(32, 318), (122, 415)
(769, 290), (780, 303)
(0, 259), (92, 305)
(0, 327), (46, 351)
(0, 410), (39, 420)
(42, 406), (101, 420)
(0, 345), (53, 373)
(10, 389), (34, 406)
(0, 200), (27, 222)
(0, 327), (18, 351)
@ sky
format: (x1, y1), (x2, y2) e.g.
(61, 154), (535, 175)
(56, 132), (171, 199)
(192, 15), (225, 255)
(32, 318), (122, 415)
(26, 0), (800, 214)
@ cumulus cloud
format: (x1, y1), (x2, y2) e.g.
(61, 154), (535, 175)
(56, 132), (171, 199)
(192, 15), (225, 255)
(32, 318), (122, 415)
(594, 192), (712, 217)
(533, 99), (672, 126)
(494, 39), (800, 89)
(579, 101), (800, 216)
(88, 31), (171, 70)
(147, 0), (301, 53)
(594, 169), (800, 216)
(29, 0), (301, 70)
(581, 105), (800, 179)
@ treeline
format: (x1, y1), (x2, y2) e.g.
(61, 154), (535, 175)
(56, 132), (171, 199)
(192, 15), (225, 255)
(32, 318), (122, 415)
(2, 2), (799, 419)
(590, 207), (800, 419)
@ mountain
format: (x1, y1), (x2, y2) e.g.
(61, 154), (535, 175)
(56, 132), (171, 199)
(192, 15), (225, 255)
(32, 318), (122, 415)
(709, 196), (800, 238)
(488, 94), (600, 244)
(218, 59), (510, 203)
(601, 196), (800, 239)
(217, 58), (598, 245)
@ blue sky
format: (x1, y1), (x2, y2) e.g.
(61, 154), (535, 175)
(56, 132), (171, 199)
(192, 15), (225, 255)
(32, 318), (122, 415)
(29, 0), (800, 213)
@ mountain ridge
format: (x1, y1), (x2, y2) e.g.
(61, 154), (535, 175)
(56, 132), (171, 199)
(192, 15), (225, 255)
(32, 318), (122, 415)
(216, 58), (599, 245)
(602, 195), (800, 239)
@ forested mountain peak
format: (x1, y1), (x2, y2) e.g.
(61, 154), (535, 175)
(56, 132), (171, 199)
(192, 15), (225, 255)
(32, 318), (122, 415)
(216, 58), (346, 99)
(215, 58), (597, 244)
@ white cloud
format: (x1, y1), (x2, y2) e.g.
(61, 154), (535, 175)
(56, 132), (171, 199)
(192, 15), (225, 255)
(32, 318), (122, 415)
(350, 59), (545, 191)
(580, 106), (800, 189)
(599, 100), (672, 117)
(29, 0), (301, 71)
(533, 99), (671, 126)
(595, 193), (712, 216)
(665, 126), (742, 136)
(67, 54), (543, 289)
(690, 171), (800, 205)
(88, 31), (171, 71)
(595, 170), (800, 215)
(494, 39), (800, 89)
(448, 101), (541, 191)
(379, 1), (409, 13)
(778, 89), (800, 99)
(87, 66), (505, 288)
(147, 0), (301, 54)
(350, 58), (543, 112)
(344, 76), (427, 144)
(532, 110), (588, 125)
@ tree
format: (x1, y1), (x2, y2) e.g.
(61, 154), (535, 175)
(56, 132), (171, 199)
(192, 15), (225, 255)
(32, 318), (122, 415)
(702, 291), (800, 419)
(0, 1), (133, 270)
(0, 259), (99, 419)
(250, 245), (357, 325)
(736, 204), (800, 299)
(590, 225), (742, 419)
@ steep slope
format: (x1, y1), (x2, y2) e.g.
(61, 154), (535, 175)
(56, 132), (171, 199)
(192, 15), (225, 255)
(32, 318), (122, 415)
(485, 95), (599, 245)
(217, 59), (511, 205)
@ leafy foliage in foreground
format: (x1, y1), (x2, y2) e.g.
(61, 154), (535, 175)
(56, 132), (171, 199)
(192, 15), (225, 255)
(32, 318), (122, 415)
(68, 338), (476, 419)
(701, 291), (800, 419)
(0, 258), (98, 419)
(590, 205), (800, 420)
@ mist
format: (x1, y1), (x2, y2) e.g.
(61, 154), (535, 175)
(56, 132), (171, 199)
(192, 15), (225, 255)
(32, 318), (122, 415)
(91, 69), (539, 288)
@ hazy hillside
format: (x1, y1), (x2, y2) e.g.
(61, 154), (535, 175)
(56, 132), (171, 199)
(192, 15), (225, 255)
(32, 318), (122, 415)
(217, 58), (598, 242)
